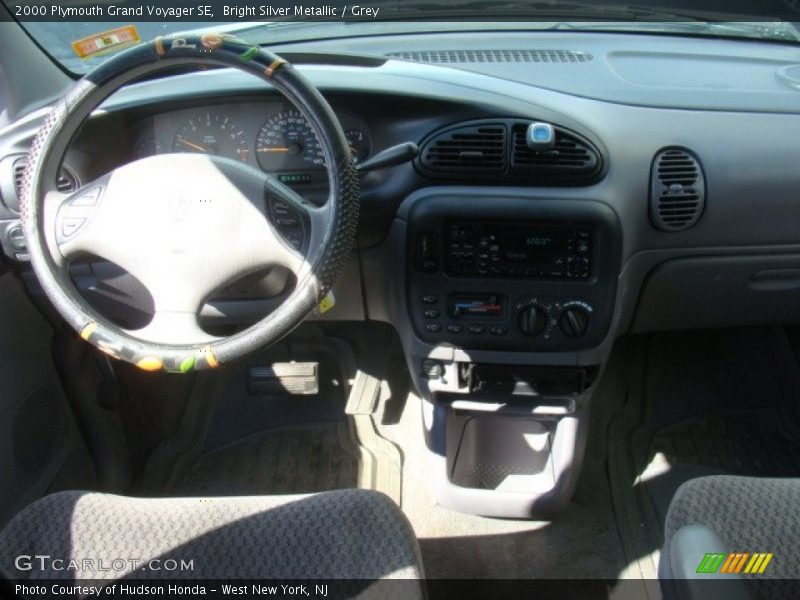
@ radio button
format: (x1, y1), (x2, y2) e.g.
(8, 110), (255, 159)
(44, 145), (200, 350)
(416, 232), (440, 273)
(567, 256), (590, 278)
(424, 309), (440, 319)
(425, 323), (442, 333)
(468, 324), (485, 335)
(447, 324), (464, 334)
(490, 325), (507, 336)
(421, 295), (439, 304)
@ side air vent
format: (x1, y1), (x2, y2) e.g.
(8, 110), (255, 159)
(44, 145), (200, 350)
(511, 124), (600, 180)
(419, 123), (507, 176)
(388, 49), (593, 64)
(15, 157), (79, 195)
(12, 159), (26, 198)
(2, 155), (78, 212)
(650, 148), (705, 231)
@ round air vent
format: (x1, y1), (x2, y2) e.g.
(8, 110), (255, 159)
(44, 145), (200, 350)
(650, 147), (706, 231)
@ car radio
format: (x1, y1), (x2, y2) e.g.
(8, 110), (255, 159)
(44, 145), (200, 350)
(445, 220), (592, 280)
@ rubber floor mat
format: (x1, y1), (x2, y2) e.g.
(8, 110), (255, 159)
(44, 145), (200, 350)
(607, 330), (800, 581)
(641, 409), (800, 525)
(651, 410), (800, 478)
(175, 422), (360, 496)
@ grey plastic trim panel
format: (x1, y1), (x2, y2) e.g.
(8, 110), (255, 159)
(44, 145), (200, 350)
(631, 253), (800, 332)
(663, 525), (751, 600)
(615, 244), (800, 336)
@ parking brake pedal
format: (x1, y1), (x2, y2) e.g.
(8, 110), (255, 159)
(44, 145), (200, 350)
(247, 362), (319, 396)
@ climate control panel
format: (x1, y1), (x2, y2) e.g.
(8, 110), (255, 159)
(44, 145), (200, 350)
(515, 297), (595, 339)
(414, 291), (601, 350)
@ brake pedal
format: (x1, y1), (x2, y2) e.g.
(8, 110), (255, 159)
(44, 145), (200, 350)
(247, 362), (319, 395)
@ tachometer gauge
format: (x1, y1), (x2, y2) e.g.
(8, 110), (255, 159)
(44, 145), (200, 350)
(345, 128), (371, 164)
(173, 113), (250, 163)
(256, 109), (324, 171)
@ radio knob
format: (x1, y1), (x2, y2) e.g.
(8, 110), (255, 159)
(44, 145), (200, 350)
(559, 307), (590, 337)
(517, 305), (548, 337)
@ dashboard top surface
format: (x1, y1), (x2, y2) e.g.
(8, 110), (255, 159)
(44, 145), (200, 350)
(278, 30), (800, 113)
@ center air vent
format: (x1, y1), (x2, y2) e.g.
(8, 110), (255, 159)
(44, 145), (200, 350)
(419, 123), (507, 176)
(388, 49), (593, 64)
(511, 124), (600, 180)
(417, 118), (605, 185)
(650, 148), (705, 231)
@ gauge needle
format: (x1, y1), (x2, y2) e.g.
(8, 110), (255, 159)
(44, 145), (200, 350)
(258, 147), (290, 153)
(176, 137), (207, 152)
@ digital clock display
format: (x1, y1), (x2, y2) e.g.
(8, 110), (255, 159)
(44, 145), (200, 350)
(525, 235), (554, 248)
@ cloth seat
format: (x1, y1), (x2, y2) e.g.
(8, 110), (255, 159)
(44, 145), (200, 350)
(662, 475), (800, 600)
(0, 488), (424, 594)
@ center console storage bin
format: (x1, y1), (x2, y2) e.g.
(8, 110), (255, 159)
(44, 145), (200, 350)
(447, 413), (555, 493)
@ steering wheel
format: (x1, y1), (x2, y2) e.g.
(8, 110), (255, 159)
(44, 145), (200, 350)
(20, 33), (358, 372)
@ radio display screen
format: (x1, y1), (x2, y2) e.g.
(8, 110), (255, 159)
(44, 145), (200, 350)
(445, 220), (592, 279)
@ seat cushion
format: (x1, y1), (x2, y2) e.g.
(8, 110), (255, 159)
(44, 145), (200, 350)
(664, 475), (800, 599)
(0, 489), (424, 583)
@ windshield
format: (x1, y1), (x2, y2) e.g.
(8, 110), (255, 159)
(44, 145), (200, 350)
(6, 1), (800, 75)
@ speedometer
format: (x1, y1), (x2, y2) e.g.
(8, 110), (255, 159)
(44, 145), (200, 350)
(173, 112), (250, 163)
(256, 109), (324, 172)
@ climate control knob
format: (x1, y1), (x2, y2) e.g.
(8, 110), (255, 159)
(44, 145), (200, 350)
(559, 307), (590, 337)
(517, 305), (548, 337)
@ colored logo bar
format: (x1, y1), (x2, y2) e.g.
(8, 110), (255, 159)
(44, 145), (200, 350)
(697, 552), (773, 575)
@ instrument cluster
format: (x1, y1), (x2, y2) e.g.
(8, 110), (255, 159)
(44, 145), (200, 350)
(133, 102), (371, 181)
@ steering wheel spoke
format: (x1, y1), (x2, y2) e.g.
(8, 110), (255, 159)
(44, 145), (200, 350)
(261, 176), (329, 276)
(50, 181), (114, 261)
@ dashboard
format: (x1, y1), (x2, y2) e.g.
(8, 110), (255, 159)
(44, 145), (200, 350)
(4, 27), (800, 522)
(2, 29), (800, 385)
